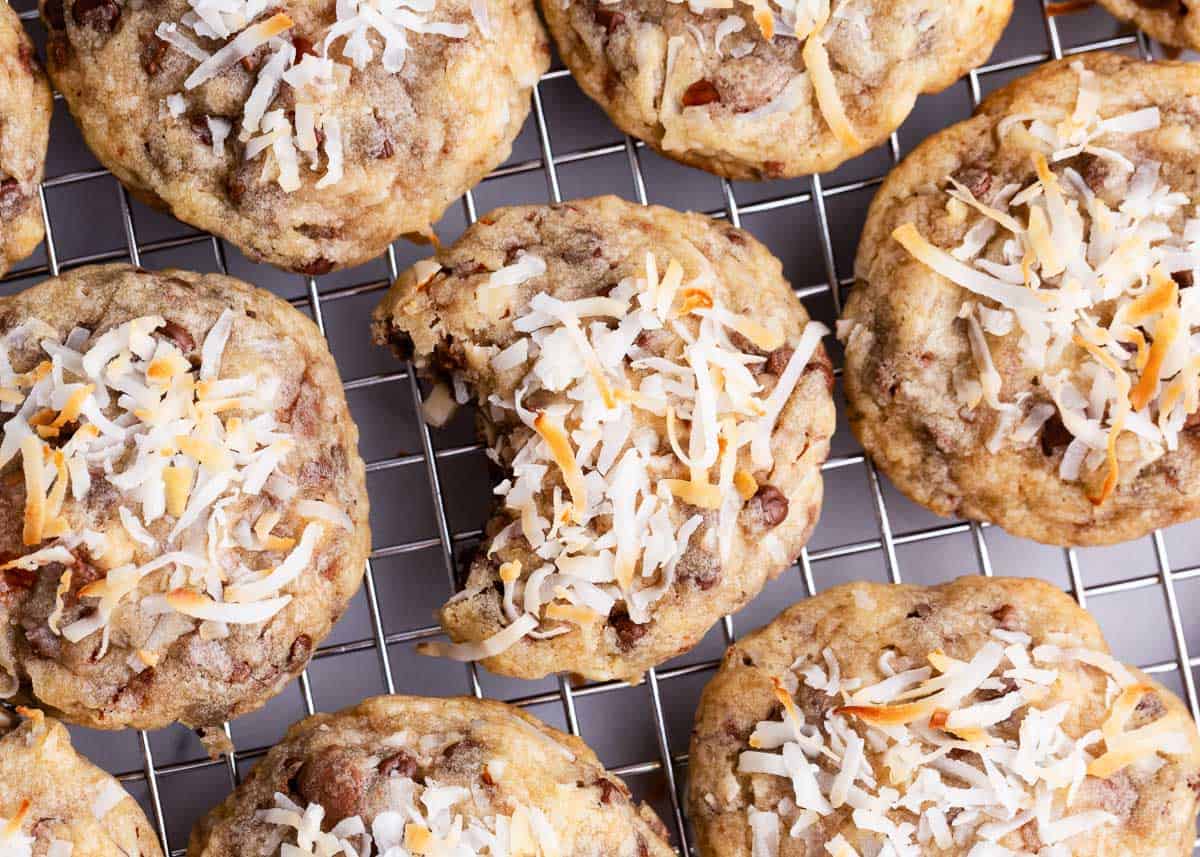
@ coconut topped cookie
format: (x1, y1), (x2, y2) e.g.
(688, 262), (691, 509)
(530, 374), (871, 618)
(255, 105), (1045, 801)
(843, 53), (1200, 546)
(40, 0), (549, 273)
(188, 695), (675, 857)
(0, 1), (52, 278)
(538, 0), (1011, 180)
(1096, 0), (1200, 52)
(688, 578), (1200, 857)
(0, 265), (369, 731)
(373, 196), (835, 682)
(0, 709), (164, 857)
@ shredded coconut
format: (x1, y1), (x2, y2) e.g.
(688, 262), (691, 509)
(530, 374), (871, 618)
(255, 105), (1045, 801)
(0, 311), (345, 659)
(738, 631), (1189, 856)
(155, 0), (470, 193)
(419, 252), (825, 663)
(882, 61), (1196, 505)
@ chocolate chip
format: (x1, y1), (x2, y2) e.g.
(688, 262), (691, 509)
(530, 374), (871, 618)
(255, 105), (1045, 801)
(976, 676), (1018, 702)
(287, 633), (312, 669)
(991, 603), (1019, 630)
(749, 484), (789, 528)
(17, 43), (38, 75)
(682, 79), (721, 107)
(609, 610), (648, 650)
(1073, 152), (1110, 193)
(805, 357), (835, 394)
(229, 661), (251, 683)
(1077, 770), (1138, 818)
(906, 603), (932, 620)
(159, 321), (195, 354)
(378, 750), (418, 779)
(141, 34), (168, 76)
(1189, 773), (1200, 797)
(594, 777), (626, 803)
(1039, 413), (1072, 456)
(952, 165), (992, 200)
(373, 137), (394, 159)
(43, 0), (65, 29)
(1186, 409), (1200, 432)
(188, 115), (213, 146)
(765, 346), (793, 377)
(1134, 690), (1166, 723)
(761, 161), (786, 179)
(439, 739), (483, 774)
(297, 223), (341, 240)
(295, 748), (371, 826)
(1174, 270), (1194, 290)
(226, 175), (247, 205)
(1132, 0), (1185, 10)
(297, 257), (335, 276)
(23, 623), (60, 659)
(0, 179), (30, 221)
(72, 0), (121, 32)
(292, 35), (316, 57)
(113, 667), (156, 702)
(1, 566), (36, 603)
(593, 7), (624, 32)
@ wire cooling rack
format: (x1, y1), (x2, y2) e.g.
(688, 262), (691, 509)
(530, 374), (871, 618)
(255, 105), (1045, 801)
(6, 0), (1200, 853)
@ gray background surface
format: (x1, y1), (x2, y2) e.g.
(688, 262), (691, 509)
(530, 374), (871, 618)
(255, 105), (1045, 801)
(6, 0), (1200, 852)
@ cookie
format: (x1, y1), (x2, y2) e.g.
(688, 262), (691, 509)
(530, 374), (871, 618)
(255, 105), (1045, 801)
(0, 264), (369, 731)
(688, 576), (1200, 857)
(1096, 0), (1200, 51)
(842, 53), (1200, 546)
(373, 196), (835, 682)
(538, 0), (1011, 181)
(0, 1), (51, 277)
(187, 694), (675, 857)
(0, 709), (163, 857)
(40, 0), (549, 274)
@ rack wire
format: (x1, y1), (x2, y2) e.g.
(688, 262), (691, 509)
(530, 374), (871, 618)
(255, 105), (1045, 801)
(7, 0), (1200, 853)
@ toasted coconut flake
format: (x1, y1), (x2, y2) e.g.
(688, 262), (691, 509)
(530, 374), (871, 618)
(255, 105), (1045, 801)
(803, 34), (859, 149)
(734, 469), (758, 501)
(184, 13), (294, 90)
(417, 613), (539, 661)
(533, 412), (588, 522)
(20, 435), (45, 546)
(166, 588), (291, 624)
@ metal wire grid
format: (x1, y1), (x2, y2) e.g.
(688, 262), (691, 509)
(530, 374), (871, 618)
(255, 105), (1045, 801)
(4, 0), (1200, 853)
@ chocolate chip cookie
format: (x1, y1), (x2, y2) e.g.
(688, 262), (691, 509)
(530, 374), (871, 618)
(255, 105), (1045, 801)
(689, 577), (1200, 857)
(40, 0), (549, 273)
(1097, 0), (1200, 51)
(843, 53), (1200, 546)
(539, 0), (1012, 180)
(0, 1), (51, 277)
(188, 694), (674, 857)
(0, 709), (163, 857)
(373, 195), (835, 682)
(0, 264), (369, 731)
